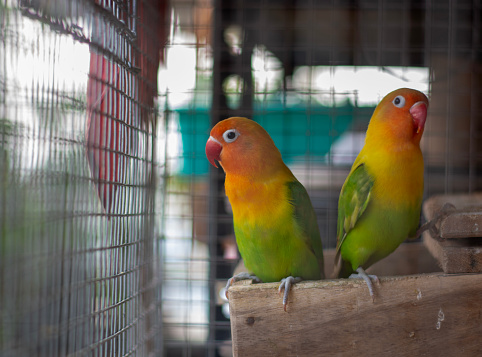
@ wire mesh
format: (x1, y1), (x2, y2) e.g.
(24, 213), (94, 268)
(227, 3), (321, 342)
(1, 0), (165, 355)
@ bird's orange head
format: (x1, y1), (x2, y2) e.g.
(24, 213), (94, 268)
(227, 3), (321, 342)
(368, 88), (429, 145)
(205, 117), (286, 179)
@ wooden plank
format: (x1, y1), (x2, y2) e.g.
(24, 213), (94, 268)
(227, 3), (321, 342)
(423, 193), (482, 238)
(229, 273), (482, 357)
(423, 231), (482, 273)
(438, 210), (482, 239)
(422, 193), (482, 273)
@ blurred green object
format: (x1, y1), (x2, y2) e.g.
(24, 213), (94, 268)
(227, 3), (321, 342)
(176, 102), (374, 176)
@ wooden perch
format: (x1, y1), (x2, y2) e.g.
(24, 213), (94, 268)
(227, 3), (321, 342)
(423, 193), (482, 239)
(229, 273), (482, 357)
(423, 193), (482, 273)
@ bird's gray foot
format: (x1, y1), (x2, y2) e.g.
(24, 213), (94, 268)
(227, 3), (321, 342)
(225, 272), (262, 298)
(349, 267), (380, 302)
(278, 276), (302, 312)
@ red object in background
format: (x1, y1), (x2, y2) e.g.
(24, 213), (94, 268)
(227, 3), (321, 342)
(85, 0), (168, 215)
(85, 54), (121, 214)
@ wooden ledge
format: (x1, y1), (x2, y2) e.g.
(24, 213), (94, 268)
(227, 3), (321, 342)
(229, 273), (482, 356)
(422, 193), (482, 273)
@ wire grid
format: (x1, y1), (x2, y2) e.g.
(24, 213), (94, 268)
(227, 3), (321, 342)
(1, 0), (164, 356)
(160, 0), (482, 356)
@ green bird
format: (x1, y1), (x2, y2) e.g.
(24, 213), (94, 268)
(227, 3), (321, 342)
(334, 88), (429, 299)
(206, 117), (325, 311)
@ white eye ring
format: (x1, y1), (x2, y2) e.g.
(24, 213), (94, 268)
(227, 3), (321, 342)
(392, 95), (406, 108)
(223, 129), (240, 143)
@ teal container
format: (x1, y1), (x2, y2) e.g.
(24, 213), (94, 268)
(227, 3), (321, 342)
(176, 103), (374, 176)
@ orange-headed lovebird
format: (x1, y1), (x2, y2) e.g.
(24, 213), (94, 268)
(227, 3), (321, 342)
(334, 88), (429, 299)
(206, 117), (325, 311)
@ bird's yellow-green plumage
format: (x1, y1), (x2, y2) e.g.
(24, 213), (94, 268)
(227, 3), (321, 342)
(335, 88), (429, 279)
(206, 117), (325, 284)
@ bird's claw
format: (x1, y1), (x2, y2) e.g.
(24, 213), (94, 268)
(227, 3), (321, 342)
(278, 276), (302, 312)
(349, 267), (379, 302)
(225, 272), (261, 299)
(430, 202), (457, 238)
(412, 202), (456, 240)
(424, 202), (457, 239)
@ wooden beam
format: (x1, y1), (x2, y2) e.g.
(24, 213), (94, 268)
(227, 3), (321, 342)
(422, 193), (482, 273)
(423, 192), (482, 238)
(423, 232), (482, 273)
(229, 273), (482, 356)
(438, 209), (482, 239)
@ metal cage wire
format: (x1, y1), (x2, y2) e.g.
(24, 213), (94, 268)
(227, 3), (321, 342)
(1, 0), (165, 355)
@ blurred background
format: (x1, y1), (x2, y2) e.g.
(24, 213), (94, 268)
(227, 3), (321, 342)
(1, 0), (481, 356)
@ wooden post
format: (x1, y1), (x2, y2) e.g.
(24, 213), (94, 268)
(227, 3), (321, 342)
(422, 193), (482, 273)
(229, 273), (482, 356)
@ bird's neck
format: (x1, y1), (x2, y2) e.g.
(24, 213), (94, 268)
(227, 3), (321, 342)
(365, 118), (422, 150)
(224, 165), (294, 206)
(356, 138), (424, 209)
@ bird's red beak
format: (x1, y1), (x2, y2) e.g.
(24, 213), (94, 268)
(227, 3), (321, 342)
(410, 101), (427, 134)
(206, 136), (222, 168)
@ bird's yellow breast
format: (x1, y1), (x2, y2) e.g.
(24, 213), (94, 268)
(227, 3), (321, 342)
(358, 142), (424, 209)
(224, 169), (295, 228)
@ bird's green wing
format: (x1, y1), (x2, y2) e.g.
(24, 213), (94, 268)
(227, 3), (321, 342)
(287, 180), (325, 278)
(335, 164), (374, 262)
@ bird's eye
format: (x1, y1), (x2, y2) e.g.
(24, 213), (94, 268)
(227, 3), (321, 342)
(392, 95), (406, 108)
(223, 129), (239, 143)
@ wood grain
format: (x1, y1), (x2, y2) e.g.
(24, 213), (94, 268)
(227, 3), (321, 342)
(423, 193), (482, 238)
(229, 273), (482, 357)
(423, 232), (482, 273)
(422, 193), (482, 273)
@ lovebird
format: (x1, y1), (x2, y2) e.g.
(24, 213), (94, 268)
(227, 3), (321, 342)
(206, 117), (325, 311)
(334, 88), (429, 299)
